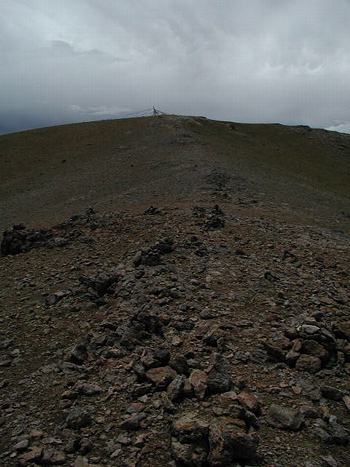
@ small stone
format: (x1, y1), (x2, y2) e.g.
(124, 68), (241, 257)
(170, 356), (189, 375)
(79, 438), (93, 455)
(291, 338), (302, 352)
(321, 386), (344, 401)
(171, 438), (208, 466)
(116, 434), (131, 445)
(153, 348), (171, 365)
(171, 336), (183, 347)
(200, 309), (216, 320)
(235, 392), (261, 416)
(73, 456), (91, 467)
(41, 437), (62, 445)
(161, 393), (177, 413)
(66, 409), (92, 430)
(0, 379), (9, 389)
(64, 437), (80, 454)
(29, 430), (43, 440)
(214, 391), (238, 409)
(295, 354), (321, 373)
(120, 414), (145, 431)
(300, 324), (320, 335)
(343, 395), (350, 412)
(172, 413), (209, 443)
(301, 405), (321, 419)
(133, 362), (146, 380)
(146, 366), (177, 390)
(110, 448), (122, 458)
(0, 359), (12, 367)
(75, 382), (103, 396)
(18, 447), (42, 464)
(333, 321), (350, 341)
(67, 344), (88, 365)
(141, 351), (162, 369)
(189, 369), (208, 400)
(202, 327), (223, 347)
(41, 448), (66, 465)
(167, 375), (185, 401)
(206, 353), (232, 394)
(132, 383), (153, 398)
(0, 338), (13, 350)
(268, 404), (304, 431)
(183, 378), (194, 398)
(314, 419), (349, 445)
(91, 271), (119, 296)
(126, 402), (144, 414)
(14, 439), (29, 452)
(208, 420), (259, 464)
(302, 340), (329, 362)
(320, 454), (338, 466)
(134, 434), (147, 447)
(61, 390), (78, 400)
(105, 348), (124, 359)
(285, 349), (300, 367)
(264, 337), (289, 362)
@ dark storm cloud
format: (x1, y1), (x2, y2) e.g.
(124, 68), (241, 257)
(1, 0), (350, 134)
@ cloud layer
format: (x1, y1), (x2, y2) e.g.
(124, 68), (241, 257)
(1, 0), (350, 134)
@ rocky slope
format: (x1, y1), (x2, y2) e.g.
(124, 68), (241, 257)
(1, 115), (350, 466)
(1, 115), (350, 232)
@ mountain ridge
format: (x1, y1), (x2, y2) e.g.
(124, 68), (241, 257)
(1, 114), (349, 231)
(1, 114), (350, 466)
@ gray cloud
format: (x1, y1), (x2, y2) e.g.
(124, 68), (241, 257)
(1, 0), (350, 134)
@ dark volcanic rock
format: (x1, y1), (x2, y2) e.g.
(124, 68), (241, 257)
(146, 366), (177, 390)
(172, 414), (209, 444)
(208, 419), (259, 465)
(188, 369), (208, 400)
(79, 271), (119, 296)
(171, 438), (208, 466)
(206, 353), (232, 395)
(295, 354), (322, 373)
(66, 409), (92, 430)
(66, 344), (88, 365)
(313, 419), (349, 445)
(133, 237), (174, 267)
(268, 404), (304, 431)
(1, 224), (54, 256)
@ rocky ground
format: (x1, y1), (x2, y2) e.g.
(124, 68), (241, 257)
(1, 195), (350, 466)
(1, 114), (350, 466)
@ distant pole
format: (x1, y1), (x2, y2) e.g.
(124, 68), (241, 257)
(153, 106), (157, 116)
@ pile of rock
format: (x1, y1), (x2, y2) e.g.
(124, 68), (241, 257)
(1, 204), (350, 466)
(264, 315), (349, 375)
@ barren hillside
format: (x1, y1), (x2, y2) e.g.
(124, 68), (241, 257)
(0, 116), (350, 466)
(1, 115), (349, 231)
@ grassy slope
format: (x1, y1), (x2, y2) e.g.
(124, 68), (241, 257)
(0, 118), (144, 191)
(1, 115), (349, 230)
(186, 118), (350, 200)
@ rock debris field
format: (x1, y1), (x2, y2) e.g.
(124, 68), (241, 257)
(1, 200), (350, 467)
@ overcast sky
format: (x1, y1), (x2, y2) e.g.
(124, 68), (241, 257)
(1, 0), (350, 135)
